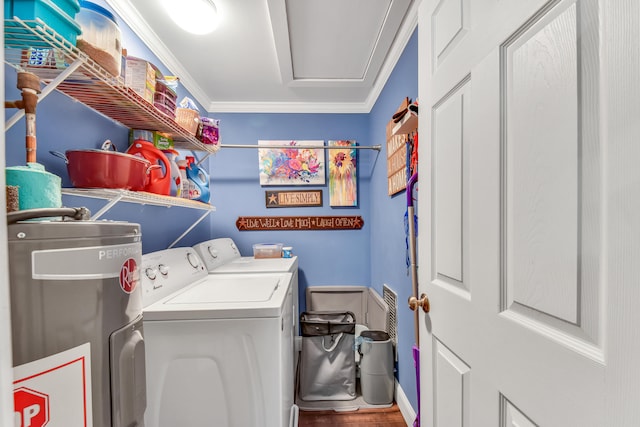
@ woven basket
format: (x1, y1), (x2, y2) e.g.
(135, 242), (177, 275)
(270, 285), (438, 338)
(175, 108), (200, 135)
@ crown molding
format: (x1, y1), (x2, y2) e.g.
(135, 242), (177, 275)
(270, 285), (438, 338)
(206, 101), (371, 114)
(364, 0), (419, 113)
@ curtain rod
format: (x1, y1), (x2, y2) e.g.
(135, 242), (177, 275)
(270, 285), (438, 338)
(218, 144), (382, 151)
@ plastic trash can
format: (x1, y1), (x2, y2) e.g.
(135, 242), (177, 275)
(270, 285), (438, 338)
(359, 330), (394, 405)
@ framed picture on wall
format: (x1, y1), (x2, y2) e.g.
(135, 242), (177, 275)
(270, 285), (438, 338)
(328, 140), (358, 207)
(258, 140), (325, 185)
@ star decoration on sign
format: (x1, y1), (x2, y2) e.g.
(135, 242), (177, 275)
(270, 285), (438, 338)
(236, 217), (249, 230)
(267, 193), (278, 205)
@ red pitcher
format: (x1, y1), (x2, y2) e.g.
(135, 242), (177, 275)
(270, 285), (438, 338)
(126, 139), (171, 195)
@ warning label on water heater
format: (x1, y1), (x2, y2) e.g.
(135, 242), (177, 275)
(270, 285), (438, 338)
(13, 343), (93, 427)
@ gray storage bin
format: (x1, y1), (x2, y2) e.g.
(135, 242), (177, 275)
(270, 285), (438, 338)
(358, 330), (394, 405)
(306, 286), (389, 330)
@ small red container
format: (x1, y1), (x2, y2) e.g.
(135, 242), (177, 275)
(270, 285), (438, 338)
(126, 139), (172, 195)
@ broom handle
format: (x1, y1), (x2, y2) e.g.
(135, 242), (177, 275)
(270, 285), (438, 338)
(406, 173), (419, 345)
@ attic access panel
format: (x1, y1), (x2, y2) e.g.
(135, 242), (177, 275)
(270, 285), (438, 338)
(275, 0), (412, 86)
(287, 0), (388, 79)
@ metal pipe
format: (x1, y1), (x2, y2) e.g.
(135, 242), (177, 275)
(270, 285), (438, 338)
(5, 59), (83, 131)
(219, 144), (381, 151)
(7, 207), (91, 224)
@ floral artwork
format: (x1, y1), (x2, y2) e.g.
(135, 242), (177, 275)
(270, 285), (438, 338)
(328, 140), (357, 206)
(258, 140), (325, 186)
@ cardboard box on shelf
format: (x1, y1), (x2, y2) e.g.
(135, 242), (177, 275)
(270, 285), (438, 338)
(129, 129), (174, 150)
(124, 57), (159, 104)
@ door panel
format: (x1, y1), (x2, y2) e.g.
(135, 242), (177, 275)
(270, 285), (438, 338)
(433, 81), (469, 288)
(500, 0), (604, 357)
(500, 396), (537, 427)
(418, 0), (640, 425)
(432, 0), (469, 67)
(504, 1), (580, 325)
(434, 339), (471, 427)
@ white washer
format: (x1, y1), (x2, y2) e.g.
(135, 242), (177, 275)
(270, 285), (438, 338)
(193, 238), (300, 333)
(141, 247), (294, 427)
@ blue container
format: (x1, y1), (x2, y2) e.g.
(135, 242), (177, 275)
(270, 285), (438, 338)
(5, 162), (62, 210)
(5, 0), (82, 45)
(186, 160), (210, 204)
(53, 0), (80, 16)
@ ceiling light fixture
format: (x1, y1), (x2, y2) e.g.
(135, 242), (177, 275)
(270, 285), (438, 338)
(160, 0), (220, 35)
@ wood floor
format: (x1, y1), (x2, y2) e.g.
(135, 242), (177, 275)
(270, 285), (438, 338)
(298, 403), (408, 427)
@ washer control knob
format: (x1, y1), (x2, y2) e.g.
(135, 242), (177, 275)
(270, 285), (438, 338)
(145, 267), (157, 280)
(158, 264), (169, 276)
(207, 246), (218, 259)
(187, 252), (200, 269)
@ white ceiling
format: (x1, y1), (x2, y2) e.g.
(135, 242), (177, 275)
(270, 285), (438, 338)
(106, 0), (418, 114)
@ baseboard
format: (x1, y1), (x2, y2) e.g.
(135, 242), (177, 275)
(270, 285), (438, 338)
(395, 380), (417, 426)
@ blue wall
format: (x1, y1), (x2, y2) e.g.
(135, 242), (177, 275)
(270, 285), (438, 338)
(368, 30), (420, 410)
(206, 113), (373, 308)
(5, 7), (419, 412)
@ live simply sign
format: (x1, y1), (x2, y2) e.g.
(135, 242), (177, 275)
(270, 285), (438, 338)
(265, 190), (322, 208)
(236, 216), (364, 231)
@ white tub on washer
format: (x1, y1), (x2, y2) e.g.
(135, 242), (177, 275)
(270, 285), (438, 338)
(193, 237), (299, 331)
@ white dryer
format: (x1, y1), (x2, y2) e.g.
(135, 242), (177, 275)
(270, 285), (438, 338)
(141, 247), (295, 427)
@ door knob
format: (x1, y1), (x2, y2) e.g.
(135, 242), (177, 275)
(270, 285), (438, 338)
(408, 293), (430, 313)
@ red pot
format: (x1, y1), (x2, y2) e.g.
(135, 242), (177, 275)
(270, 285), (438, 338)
(51, 148), (154, 190)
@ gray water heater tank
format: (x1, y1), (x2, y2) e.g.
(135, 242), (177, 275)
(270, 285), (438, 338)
(8, 209), (146, 427)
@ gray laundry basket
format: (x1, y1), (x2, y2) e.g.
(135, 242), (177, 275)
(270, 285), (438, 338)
(359, 330), (394, 405)
(298, 311), (357, 401)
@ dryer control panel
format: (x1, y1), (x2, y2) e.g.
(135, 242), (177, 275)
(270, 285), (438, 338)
(141, 247), (208, 307)
(193, 237), (241, 272)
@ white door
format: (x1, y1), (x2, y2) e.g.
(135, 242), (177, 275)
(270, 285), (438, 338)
(417, 0), (640, 425)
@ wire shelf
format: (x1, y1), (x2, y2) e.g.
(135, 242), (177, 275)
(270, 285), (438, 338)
(61, 188), (215, 210)
(4, 17), (219, 154)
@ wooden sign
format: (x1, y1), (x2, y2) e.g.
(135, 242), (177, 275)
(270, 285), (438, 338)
(236, 216), (364, 231)
(387, 134), (407, 196)
(387, 98), (410, 196)
(265, 190), (323, 208)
